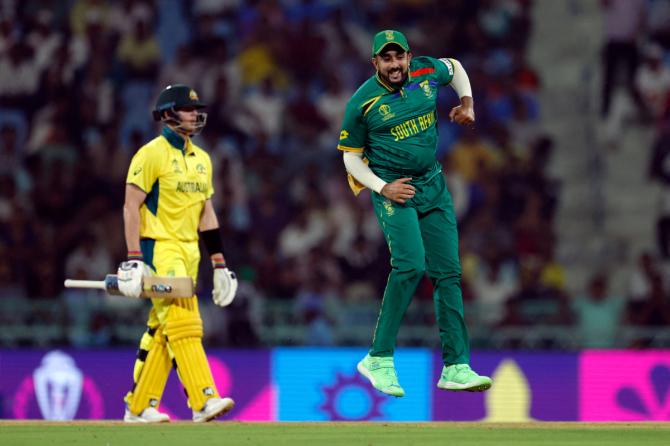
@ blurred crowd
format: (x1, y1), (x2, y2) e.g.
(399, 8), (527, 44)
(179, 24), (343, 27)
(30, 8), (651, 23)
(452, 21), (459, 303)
(598, 0), (670, 346)
(1, 0), (668, 349)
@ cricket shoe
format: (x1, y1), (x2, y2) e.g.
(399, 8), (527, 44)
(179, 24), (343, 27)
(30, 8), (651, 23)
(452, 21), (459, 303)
(437, 364), (492, 392)
(357, 354), (405, 397)
(123, 406), (170, 423)
(193, 397), (235, 422)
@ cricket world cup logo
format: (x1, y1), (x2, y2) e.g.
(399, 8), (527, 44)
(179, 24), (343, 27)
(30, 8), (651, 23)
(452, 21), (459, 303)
(33, 351), (83, 420)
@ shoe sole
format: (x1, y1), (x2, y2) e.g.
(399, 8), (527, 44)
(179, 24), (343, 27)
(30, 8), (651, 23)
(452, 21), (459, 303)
(437, 379), (492, 392)
(123, 414), (170, 423)
(123, 418), (170, 423)
(197, 398), (235, 423)
(356, 361), (405, 397)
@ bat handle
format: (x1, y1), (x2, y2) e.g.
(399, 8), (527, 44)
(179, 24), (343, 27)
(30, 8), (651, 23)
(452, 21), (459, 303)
(64, 279), (107, 290)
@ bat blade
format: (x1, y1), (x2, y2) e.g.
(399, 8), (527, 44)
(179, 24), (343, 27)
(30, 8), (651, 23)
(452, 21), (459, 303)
(142, 276), (194, 299)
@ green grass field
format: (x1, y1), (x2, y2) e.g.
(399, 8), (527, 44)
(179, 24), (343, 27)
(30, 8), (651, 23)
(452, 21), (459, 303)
(2, 422), (670, 446)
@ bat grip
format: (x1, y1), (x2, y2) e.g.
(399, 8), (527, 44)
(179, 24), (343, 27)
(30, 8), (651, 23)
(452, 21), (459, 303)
(64, 275), (121, 295)
(63, 279), (107, 290)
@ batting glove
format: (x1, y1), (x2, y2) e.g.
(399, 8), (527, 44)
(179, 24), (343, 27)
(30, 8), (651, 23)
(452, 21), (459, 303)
(212, 266), (237, 307)
(117, 260), (150, 298)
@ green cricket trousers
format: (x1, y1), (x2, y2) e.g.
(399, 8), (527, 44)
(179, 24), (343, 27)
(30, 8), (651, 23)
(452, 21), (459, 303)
(370, 171), (469, 366)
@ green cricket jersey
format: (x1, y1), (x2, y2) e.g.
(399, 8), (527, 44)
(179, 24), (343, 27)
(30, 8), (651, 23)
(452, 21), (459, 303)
(338, 56), (456, 188)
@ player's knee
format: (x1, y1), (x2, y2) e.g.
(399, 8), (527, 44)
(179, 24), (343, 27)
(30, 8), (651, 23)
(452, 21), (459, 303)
(430, 269), (462, 287)
(164, 318), (203, 342)
(394, 259), (425, 280)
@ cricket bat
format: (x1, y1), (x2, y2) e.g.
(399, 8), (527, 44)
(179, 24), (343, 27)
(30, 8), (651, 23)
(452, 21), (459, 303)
(64, 275), (194, 299)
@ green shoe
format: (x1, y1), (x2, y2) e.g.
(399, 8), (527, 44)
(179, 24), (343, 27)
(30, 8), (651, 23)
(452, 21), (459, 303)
(357, 354), (405, 397)
(437, 364), (492, 392)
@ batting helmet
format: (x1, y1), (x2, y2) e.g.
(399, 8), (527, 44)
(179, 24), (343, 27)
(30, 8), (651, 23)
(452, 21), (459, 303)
(152, 84), (208, 134)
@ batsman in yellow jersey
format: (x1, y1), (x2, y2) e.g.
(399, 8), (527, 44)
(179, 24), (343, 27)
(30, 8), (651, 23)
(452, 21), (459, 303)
(117, 84), (237, 423)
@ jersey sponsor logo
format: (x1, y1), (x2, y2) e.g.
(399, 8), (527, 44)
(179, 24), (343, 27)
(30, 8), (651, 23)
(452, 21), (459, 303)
(439, 58), (454, 76)
(150, 283), (173, 294)
(176, 181), (208, 193)
(133, 167), (142, 176)
(196, 163), (206, 174)
(339, 130), (349, 140)
(378, 104), (395, 121)
(420, 80), (434, 99)
(390, 110), (436, 141)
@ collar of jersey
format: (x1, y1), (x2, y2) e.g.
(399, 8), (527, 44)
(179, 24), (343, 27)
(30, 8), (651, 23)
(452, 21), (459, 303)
(162, 126), (193, 154)
(375, 70), (412, 94)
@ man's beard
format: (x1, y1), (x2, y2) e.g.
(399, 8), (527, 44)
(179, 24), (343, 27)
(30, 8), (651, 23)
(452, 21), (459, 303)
(379, 68), (408, 88)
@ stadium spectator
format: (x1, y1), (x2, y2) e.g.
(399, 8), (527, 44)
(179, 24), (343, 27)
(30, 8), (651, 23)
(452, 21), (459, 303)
(571, 274), (625, 348)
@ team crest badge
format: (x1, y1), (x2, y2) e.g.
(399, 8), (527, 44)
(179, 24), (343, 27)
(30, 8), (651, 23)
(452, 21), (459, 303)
(420, 80), (434, 98)
(385, 30), (394, 41)
(340, 130), (349, 140)
(196, 163), (206, 174)
(189, 89), (198, 100)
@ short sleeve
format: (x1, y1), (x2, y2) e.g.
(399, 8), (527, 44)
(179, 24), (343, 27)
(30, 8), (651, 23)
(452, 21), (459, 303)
(126, 147), (160, 193)
(337, 99), (367, 153)
(434, 57), (455, 86)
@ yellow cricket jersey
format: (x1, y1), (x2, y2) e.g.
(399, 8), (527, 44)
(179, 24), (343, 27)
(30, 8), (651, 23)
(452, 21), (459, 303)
(126, 127), (213, 242)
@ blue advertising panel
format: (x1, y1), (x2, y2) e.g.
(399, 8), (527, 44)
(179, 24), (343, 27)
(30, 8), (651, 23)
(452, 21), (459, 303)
(274, 348), (432, 421)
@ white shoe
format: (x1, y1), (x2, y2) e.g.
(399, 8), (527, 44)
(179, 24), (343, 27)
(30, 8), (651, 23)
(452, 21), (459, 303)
(124, 406), (170, 423)
(192, 397), (235, 423)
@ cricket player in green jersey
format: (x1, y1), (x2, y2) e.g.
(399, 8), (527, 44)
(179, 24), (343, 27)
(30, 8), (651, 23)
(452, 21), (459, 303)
(338, 30), (492, 397)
